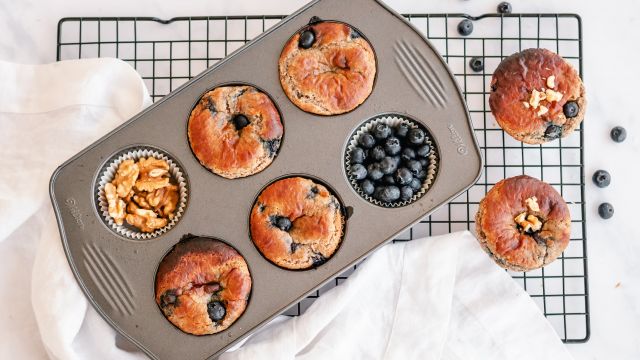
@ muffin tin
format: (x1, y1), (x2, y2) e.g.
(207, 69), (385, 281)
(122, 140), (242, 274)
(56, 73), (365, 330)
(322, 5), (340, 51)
(49, 0), (482, 358)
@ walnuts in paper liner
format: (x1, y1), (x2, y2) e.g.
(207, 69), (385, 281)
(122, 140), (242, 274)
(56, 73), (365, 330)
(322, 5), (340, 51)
(106, 157), (179, 233)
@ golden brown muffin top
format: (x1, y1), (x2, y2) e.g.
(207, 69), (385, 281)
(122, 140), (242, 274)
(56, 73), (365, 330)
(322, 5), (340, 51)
(279, 22), (376, 115)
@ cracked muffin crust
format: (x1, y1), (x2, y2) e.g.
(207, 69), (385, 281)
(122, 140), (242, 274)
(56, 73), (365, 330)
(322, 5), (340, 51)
(250, 177), (344, 270)
(489, 48), (586, 144)
(279, 21), (376, 115)
(475, 175), (571, 272)
(188, 85), (283, 178)
(155, 236), (251, 335)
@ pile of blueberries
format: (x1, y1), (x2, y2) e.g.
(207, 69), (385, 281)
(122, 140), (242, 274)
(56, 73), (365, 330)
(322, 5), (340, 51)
(349, 122), (432, 204)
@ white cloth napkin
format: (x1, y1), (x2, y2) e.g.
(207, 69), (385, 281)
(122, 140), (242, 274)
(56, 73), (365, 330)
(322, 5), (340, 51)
(0, 58), (150, 360)
(220, 231), (573, 360)
(0, 59), (572, 360)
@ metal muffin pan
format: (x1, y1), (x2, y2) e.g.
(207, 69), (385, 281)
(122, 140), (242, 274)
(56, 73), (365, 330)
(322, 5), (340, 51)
(49, 0), (482, 358)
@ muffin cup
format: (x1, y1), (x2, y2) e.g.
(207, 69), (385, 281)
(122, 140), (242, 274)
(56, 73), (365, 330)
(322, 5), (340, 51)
(96, 147), (188, 240)
(345, 115), (438, 208)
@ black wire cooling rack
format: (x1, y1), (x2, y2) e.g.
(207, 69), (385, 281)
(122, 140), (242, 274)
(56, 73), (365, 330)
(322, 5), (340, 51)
(57, 10), (589, 343)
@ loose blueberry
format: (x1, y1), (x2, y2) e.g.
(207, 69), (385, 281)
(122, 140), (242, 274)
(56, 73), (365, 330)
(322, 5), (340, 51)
(406, 159), (423, 176)
(598, 202), (614, 219)
(359, 133), (376, 149)
(407, 128), (426, 145)
(497, 1), (512, 14)
(375, 186), (401, 203)
(395, 168), (413, 186)
(350, 164), (367, 180)
(207, 301), (226, 322)
(416, 144), (431, 158)
(383, 175), (396, 185)
(400, 186), (414, 201)
(384, 137), (402, 155)
(592, 170), (611, 188)
(544, 125), (563, 140)
(410, 178), (422, 191)
(275, 216), (292, 232)
(372, 123), (392, 140)
(350, 147), (366, 164)
(350, 29), (362, 39)
(563, 101), (579, 118)
(457, 19), (474, 36)
(395, 123), (410, 138)
(469, 57), (484, 72)
(360, 179), (375, 195)
(380, 156), (399, 175)
(232, 114), (250, 131)
(367, 163), (384, 181)
(401, 148), (416, 162)
(611, 126), (627, 143)
(370, 146), (386, 161)
(298, 29), (315, 49)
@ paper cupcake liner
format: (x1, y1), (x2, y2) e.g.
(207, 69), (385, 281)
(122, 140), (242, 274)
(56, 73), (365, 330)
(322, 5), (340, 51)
(345, 115), (439, 208)
(96, 147), (188, 240)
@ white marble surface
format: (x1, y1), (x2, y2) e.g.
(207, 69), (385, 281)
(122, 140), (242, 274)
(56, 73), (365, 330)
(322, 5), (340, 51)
(0, 0), (639, 359)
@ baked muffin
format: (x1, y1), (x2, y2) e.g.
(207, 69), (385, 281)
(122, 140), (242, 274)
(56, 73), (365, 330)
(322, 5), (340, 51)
(475, 175), (571, 272)
(489, 48), (586, 144)
(279, 21), (376, 115)
(188, 85), (283, 179)
(155, 236), (252, 335)
(250, 177), (344, 270)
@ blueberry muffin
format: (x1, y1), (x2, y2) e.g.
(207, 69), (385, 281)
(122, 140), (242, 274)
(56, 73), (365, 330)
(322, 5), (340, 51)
(250, 177), (344, 270)
(279, 21), (376, 115)
(188, 85), (283, 178)
(155, 237), (252, 335)
(475, 175), (571, 272)
(489, 48), (586, 144)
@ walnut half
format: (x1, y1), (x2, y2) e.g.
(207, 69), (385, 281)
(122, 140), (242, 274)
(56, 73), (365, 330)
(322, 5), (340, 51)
(125, 202), (168, 233)
(105, 183), (126, 225)
(515, 212), (543, 233)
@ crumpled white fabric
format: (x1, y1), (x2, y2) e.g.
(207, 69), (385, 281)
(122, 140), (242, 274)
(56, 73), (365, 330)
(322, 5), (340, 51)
(0, 58), (150, 360)
(0, 59), (572, 360)
(220, 231), (573, 360)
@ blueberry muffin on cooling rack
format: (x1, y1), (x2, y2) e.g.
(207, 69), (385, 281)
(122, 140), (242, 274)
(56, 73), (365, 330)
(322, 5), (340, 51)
(250, 177), (344, 270)
(155, 236), (252, 335)
(279, 20), (376, 115)
(188, 85), (283, 178)
(475, 175), (571, 272)
(489, 48), (586, 144)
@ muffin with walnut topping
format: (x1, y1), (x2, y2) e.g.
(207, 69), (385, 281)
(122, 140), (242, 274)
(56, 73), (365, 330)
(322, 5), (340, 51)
(475, 175), (571, 272)
(489, 48), (586, 144)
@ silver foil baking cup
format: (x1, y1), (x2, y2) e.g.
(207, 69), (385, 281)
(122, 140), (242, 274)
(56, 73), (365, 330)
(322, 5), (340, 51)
(97, 148), (188, 240)
(345, 115), (438, 208)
